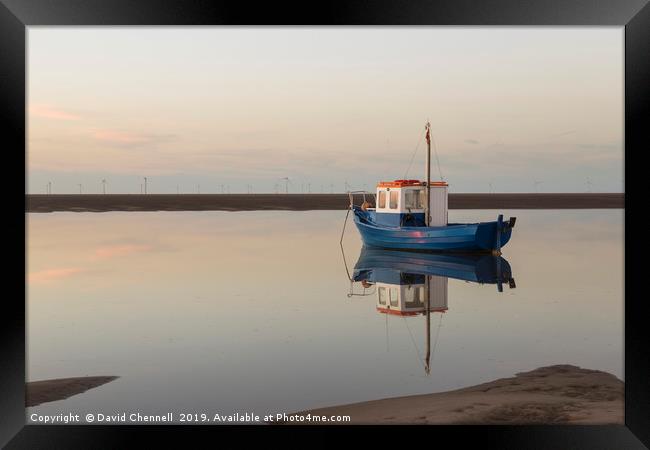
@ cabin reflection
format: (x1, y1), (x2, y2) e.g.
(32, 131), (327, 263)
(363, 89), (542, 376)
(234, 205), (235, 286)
(349, 248), (516, 374)
(375, 274), (448, 316)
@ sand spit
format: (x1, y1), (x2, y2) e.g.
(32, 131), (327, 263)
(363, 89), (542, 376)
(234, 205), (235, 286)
(26, 376), (119, 407)
(289, 365), (623, 425)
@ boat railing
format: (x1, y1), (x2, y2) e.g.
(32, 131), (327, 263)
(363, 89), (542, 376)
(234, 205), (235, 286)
(347, 190), (375, 209)
(347, 280), (376, 298)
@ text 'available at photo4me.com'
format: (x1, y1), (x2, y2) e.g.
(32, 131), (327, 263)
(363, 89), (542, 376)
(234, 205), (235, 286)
(28, 411), (352, 424)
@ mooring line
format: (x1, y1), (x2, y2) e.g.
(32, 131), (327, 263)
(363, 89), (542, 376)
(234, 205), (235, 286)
(340, 207), (352, 281)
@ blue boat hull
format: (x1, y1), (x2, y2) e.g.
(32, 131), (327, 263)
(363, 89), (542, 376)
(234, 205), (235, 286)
(352, 206), (513, 252)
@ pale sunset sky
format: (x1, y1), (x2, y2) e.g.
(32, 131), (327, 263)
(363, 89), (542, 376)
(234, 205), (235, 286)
(27, 27), (623, 194)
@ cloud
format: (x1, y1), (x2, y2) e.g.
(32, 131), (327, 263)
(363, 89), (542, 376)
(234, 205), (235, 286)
(465, 139), (479, 144)
(28, 267), (85, 284)
(91, 130), (178, 148)
(30, 104), (81, 121)
(92, 244), (153, 260)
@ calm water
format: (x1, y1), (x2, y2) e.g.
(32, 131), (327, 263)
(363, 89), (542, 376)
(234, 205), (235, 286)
(26, 209), (623, 422)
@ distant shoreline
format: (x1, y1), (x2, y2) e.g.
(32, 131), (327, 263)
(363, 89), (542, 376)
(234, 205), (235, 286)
(26, 193), (624, 213)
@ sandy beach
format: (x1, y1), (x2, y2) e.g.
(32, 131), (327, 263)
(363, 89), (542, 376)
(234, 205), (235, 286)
(26, 193), (624, 213)
(288, 365), (623, 425)
(26, 377), (118, 407)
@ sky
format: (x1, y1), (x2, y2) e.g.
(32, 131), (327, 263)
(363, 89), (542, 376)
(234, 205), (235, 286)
(27, 27), (623, 194)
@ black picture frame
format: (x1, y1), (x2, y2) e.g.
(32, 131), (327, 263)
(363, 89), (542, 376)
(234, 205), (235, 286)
(2, 0), (648, 448)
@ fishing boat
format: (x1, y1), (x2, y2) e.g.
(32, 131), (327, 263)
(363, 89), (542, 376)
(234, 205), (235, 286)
(348, 122), (516, 253)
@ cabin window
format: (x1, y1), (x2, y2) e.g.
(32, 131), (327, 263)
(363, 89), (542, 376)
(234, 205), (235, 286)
(378, 190), (386, 209)
(389, 287), (398, 307)
(378, 287), (387, 305)
(404, 285), (422, 308)
(405, 191), (415, 209)
(389, 191), (399, 209)
(405, 190), (425, 209)
(404, 286), (413, 300)
(417, 190), (425, 209)
(404, 189), (425, 209)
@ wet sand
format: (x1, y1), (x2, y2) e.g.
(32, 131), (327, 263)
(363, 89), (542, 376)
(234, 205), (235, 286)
(26, 376), (118, 407)
(27, 193), (624, 213)
(288, 365), (623, 425)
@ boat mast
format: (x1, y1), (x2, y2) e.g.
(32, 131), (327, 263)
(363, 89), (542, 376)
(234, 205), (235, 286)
(425, 121), (431, 226)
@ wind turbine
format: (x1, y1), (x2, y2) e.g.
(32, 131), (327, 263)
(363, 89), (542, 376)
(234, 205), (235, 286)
(78, 184), (82, 194)
(533, 179), (543, 193)
(102, 179), (107, 194)
(144, 177), (148, 194)
(279, 177), (291, 194)
(586, 177), (593, 193)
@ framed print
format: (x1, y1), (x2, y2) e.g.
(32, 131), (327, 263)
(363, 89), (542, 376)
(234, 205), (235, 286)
(2, 0), (648, 448)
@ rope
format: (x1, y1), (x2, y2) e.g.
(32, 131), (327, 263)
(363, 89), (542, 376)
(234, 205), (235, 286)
(385, 313), (389, 352)
(404, 125), (444, 181)
(339, 208), (352, 281)
(430, 313), (444, 366)
(431, 133), (444, 181)
(403, 127), (426, 179)
(403, 315), (427, 372)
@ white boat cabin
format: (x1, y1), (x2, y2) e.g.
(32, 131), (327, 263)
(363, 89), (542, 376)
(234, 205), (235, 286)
(371, 179), (448, 227)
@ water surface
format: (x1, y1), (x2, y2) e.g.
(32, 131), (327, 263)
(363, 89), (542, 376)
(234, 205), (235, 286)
(26, 209), (623, 422)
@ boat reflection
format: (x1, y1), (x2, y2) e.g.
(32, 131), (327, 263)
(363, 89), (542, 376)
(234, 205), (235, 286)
(348, 247), (516, 374)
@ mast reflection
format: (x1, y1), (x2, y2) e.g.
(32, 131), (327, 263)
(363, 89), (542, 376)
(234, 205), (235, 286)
(348, 248), (516, 374)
